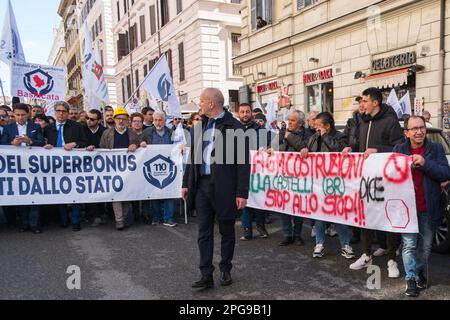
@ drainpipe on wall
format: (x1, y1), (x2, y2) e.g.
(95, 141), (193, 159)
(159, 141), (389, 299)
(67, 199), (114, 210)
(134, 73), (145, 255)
(438, 0), (446, 128)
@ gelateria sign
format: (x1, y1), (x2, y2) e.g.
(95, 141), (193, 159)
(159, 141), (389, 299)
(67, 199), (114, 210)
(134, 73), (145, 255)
(303, 68), (333, 84)
(372, 52), (416, 71)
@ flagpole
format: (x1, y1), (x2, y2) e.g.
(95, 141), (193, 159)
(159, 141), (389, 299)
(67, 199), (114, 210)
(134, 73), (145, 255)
(126, 0), (134, 104)
(0, 77), (6, 105)
(123, 55), (165, 108)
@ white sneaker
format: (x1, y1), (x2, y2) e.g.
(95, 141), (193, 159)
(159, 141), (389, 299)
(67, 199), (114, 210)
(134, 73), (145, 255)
(341, 245), (355, 259)
(349, 254), (372, 270)
(326, 225), (338, 237)
(373, 247), (388, 257)
(313, 244), (325, 258)
(311, 226), (316, 238)
(387, 260), (400, 278)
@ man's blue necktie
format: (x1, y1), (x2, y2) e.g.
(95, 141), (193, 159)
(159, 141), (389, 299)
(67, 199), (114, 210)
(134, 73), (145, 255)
(56, 124), (64, 148)
(200, 119), (216, 176)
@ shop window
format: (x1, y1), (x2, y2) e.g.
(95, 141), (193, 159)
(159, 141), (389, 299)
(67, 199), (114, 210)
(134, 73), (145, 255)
(251, 0), (272, 31)
(306, 82), (333, 114)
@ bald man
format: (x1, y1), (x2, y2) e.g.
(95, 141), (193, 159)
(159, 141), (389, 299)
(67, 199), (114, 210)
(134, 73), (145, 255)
(183, 88), (250, 289)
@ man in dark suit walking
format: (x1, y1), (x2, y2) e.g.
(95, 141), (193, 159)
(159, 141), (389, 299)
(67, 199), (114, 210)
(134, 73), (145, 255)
(43, 101), (87, 231)
(182, 88), (250, 289)
(1, 103), (45, 234)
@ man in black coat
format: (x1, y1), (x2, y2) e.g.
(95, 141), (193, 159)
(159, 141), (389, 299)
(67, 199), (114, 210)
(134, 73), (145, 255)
(344, 88), (405, 278)
(44, 101), (87, 231)
(84, 109), (107, 227)
(1, 103), (45, 234)
(182, 88), (250, 289)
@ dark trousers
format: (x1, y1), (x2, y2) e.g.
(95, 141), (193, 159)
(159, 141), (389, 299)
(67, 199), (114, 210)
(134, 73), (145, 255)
(86, 203), (105, 220)
(361, 229), (398, 260)
(196, 176), (236, 279)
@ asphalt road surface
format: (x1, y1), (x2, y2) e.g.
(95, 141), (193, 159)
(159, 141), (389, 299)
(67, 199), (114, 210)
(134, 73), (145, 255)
(0, 214), (449, 300)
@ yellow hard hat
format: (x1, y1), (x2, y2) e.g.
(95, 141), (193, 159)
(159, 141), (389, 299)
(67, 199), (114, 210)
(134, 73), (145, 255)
(113, 107), (129, 118)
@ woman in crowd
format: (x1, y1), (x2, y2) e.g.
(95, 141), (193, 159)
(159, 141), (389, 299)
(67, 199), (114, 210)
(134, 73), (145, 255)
(300, 112), (355, 260)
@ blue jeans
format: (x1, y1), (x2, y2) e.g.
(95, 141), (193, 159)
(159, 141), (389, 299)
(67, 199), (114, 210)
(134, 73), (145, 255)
(20, 206), (39, 229)
(241, 207), (266, 231)
(151, 200), (175, 223)
(59, 204), (81, 225)
(402, 213), (433, 281)
(281, 214), (303, 238)
(315, 221), (349, 247)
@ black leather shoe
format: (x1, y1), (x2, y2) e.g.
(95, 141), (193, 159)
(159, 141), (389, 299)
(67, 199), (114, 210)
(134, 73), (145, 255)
(32, 228), (42, 234)
(279, 237), (294, 246)
(295, 237), (305, 246)
(220, 272), (232, 286)
(192, 278), (214, 289)
(72, 224), (81, 232)
(20, 226), (31, 232)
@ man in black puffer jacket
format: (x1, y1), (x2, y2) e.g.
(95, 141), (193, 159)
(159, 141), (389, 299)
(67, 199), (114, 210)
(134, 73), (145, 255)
(345, 87), (405, 278)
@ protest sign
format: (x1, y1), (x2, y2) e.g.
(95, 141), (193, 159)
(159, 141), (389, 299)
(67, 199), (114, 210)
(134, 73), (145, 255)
(0, 145), (182, 206)
(10, 62), (65, 102)
(248, 151), (419, 233)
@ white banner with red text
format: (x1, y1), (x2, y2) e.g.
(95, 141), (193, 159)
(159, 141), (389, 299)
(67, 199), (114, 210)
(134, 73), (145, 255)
(248, 151), (419, 233)
(0, 145), (182, 206)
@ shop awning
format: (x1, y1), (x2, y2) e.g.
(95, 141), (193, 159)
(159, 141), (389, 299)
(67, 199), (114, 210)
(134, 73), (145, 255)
(364, 68), (409, 88)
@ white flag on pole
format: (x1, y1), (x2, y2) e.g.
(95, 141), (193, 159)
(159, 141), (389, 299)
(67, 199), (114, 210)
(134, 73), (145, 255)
(140, 55), (181, 118)
(399, 91), (412, 116)
(149, 92), (160, 111)
(387, 88), (402, 119)
(82, 24), (109, 110)
(256, 96), (262, 112)
(265, 97), (277, 130)
(0, 0), (26, 65)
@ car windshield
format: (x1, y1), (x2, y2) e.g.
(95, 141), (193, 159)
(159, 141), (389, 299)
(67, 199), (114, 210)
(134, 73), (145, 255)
(427, 131), (450, 155)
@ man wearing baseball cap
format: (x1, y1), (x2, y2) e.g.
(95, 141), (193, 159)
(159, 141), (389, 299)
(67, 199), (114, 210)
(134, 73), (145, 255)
(99, 107), (146, 231)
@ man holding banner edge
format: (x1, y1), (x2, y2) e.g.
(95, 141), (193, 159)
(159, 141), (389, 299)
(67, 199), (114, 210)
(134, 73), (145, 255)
(344, 88), (405, 278)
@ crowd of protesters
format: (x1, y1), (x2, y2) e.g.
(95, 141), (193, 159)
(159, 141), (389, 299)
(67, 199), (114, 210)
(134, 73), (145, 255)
(0, 86), (449, 298)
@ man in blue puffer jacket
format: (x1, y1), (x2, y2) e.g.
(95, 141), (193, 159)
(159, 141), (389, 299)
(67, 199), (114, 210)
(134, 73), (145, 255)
(393, 115), (450, 298)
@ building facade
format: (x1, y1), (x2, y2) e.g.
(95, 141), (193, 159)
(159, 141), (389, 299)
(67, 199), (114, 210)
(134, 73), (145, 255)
(235, 0), (450, 128)
(48, 21), (67, 67)
(78, 0), (118, 108)
(58, 0), (83, 107)
(112, 0), (243, 111)
(58, 0), (118, 109)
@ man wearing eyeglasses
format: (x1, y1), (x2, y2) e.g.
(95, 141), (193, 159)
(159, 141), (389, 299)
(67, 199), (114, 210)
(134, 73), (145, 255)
(393, 115), (450, 297)
(84, 109), (107, 227)
(43, 101), (88, 231)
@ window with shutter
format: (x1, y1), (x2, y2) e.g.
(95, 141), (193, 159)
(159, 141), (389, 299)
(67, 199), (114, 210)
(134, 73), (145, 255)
(140, 15), (146, 43)
(178, 42), (185, 82)
(166, 49), (173, 77)
(121, 78), (126, 103)
(149, 5), (156, 35)
(176, 0), (182, 15)
(135, 70), (140, 96)
(126, 74), (132, 99)
(160, 0), (169, 27)
(117, 1), (121, 21)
